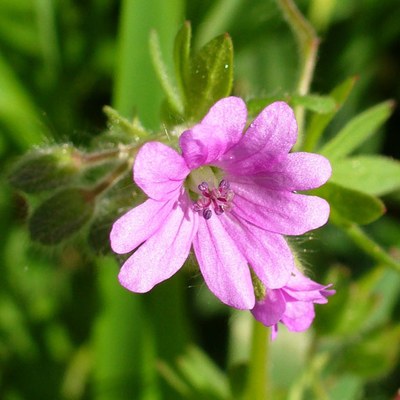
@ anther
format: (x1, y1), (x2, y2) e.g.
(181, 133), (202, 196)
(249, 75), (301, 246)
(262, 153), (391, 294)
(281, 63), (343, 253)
(198, 182), (209, 192)
(203, 209), (212, 220)
(192, 179), (234, 220)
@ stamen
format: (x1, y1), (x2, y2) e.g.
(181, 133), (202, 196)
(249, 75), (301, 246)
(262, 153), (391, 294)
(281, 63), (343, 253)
(192, 179), (234, 219)
(203, 209), (212, 220)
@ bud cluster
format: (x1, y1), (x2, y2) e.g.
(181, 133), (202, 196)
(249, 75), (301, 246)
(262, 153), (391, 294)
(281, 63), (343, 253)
(8, 108), (153, 252)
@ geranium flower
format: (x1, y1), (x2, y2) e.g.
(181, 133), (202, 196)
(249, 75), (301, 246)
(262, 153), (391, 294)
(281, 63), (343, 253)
(110, 97), (331, 310)
(251, 268), (335, 339)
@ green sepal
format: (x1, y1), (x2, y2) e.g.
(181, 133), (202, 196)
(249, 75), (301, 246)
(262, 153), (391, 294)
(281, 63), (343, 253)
(319, 100), (395, 161)
(29, 188), (95, 245)
(8, 147), (78, 193)
(186, 33), (233, 121)
(311, 182), (385, 226)
(331, 155), (400, 196)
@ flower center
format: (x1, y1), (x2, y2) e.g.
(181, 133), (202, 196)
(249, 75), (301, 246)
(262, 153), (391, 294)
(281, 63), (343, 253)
(192, 180), (234, 220)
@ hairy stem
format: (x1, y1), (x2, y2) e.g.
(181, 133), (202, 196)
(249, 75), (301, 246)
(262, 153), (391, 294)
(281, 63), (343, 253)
(277, 0), (319, 148)
(344, 224), (400, 273)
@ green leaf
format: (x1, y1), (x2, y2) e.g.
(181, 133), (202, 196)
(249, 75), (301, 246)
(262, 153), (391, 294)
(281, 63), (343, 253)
(312, 182), (385, 225)
(173, 21), (191, 101)
(291, 94), (336, 113)
(338, 325), (400, 379)
(8, 147), (79, 193)
(186, 33), (233, 121)
(331, 155), (400, 196)
(246, 96), (284, 116)
(29, 188), (95, 245)
(303, 76), (357, 152)
(246, 94), (335, 120)
(112, 0), (184, 129)
(177, 346), (231, 399)
(319, 100), (394, 160)
(328, 374), (363, 400)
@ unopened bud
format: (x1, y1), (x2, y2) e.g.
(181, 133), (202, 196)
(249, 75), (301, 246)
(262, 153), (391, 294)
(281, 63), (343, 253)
(29, 187), (94, 245)
(9, 146), (79, 193)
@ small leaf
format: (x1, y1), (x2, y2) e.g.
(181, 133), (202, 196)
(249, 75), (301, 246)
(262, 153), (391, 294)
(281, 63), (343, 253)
(312, 182), (385, 225)
(291, 94), (336, 114)
(29, 188), (94, 245)
(331, 155), (400, 196)
(319, 100), (395, 160)
(303, 76), (357, 152)
(186, 33), (233, 120)
(173, 21), (192, 101)
(8, 147), (78, 193)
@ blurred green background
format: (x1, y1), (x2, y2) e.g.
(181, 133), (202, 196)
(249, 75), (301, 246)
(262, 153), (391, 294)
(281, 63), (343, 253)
(1, 0), (400, 399)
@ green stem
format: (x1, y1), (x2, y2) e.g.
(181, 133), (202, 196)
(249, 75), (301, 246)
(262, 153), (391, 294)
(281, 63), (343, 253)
(244, 319), (270, 400)
(277, 0), (319, 148)
(344, 224), (400, 273)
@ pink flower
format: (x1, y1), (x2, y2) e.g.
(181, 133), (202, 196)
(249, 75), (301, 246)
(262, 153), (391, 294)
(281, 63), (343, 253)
(110, 97), (331, 310)
(251, 269), (335, 339)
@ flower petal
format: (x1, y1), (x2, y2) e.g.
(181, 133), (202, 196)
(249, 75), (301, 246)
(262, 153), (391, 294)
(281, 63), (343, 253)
(283, 271), (335, 303)
(230, 152), (331, 190)
(221, 102), (297, 172)
(230, 182), (330, 235)
(134, 142), (189, 200)
(201, 96), (247, 144)
(221, 214), (294, 289)
(118, 195), (198, 293)
(179, 97), (247, 169)
(179, 124), (228, 170)
(110, 198), (175, 254)
(193, 216), (255, 310)
(281, 301), (315, 332)
(251, 289), (286, 326)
